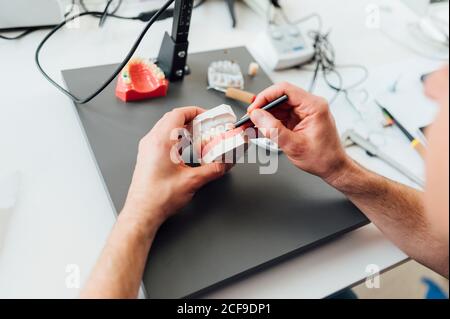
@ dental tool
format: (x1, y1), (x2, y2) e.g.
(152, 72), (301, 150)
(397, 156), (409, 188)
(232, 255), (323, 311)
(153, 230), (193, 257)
(375, 101), (427, 159)
(234, 94), (289, 128)
(342, 129), (425, 188)
(207, 86), (257, 104)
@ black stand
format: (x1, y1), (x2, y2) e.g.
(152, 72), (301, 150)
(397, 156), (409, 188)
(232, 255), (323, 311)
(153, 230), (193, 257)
(157, 0), (194, 81)
(157, 0), (239, 81)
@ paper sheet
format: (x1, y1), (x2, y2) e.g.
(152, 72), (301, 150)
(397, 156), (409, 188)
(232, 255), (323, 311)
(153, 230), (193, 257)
(375, 59), (442, 139)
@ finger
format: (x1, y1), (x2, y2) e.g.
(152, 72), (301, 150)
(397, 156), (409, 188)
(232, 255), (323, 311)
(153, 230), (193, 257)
(190, 162), (228, 189)
(173, 106), (207, 125)
(247, 82), (309, 113)
(159, 106), (205, 128)
(142, 107), (204, 153)
(250, 109), (303, 152)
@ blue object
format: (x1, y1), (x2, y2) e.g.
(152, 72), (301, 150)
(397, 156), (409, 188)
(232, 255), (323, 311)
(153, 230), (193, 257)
(422, 278), (449, 299)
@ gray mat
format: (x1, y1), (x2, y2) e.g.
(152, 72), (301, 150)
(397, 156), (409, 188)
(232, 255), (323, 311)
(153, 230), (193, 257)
(62, 47), (369, 299)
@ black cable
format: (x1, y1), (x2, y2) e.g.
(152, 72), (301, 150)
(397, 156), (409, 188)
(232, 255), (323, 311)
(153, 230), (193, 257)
(322, 65), (344, 105)
(308, 59), (321, 93)
(271, 0), (281, 9)
(110, 0), (123, 14)
(2, 0), (206, 41)
(136, 0), (206, 22)
(79, 0), (122, 15)
(65, 0), (76, 17)
(79, 0), (89, 12)
(304, 30), (369, 106)
(0, 28), (44, 40)
(99, 0), (115, 26)
(35, 0), (176, 104)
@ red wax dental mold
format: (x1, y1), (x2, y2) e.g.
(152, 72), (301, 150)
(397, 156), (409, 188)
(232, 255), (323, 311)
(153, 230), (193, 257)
(115, 58), (169, 102)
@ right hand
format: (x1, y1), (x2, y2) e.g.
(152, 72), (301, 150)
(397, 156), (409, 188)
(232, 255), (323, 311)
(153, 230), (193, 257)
(248, 82), (351, 184)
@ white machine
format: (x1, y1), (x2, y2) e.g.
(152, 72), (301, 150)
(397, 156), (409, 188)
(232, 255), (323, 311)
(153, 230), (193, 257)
(244, 0), (315, 70)
(0, 0), (63, 30)
(255, 23), (315, 70)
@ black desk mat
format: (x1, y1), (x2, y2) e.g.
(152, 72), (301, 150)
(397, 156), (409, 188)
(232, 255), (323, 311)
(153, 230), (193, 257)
(62, 47), (369, 298)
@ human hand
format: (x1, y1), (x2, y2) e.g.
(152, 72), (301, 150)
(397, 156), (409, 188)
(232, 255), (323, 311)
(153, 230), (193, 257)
(424, 65), (449, 105)
(424, 66), (449, 245)
(123, 107), (230, 228)
(248, 82), (351, 185)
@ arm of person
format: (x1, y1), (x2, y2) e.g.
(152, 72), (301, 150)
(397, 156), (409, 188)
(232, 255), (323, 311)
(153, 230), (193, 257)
(328, 159), (448, 277)
(80, 107), (230, 299)
(247, 82), (449, 278)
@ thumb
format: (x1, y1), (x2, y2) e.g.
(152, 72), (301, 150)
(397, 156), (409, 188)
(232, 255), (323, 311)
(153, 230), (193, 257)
(249, 109), (295, 150)
(190, 162), (228, 189)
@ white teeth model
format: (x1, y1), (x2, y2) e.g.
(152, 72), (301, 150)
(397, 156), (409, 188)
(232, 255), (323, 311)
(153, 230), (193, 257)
(191, 104), (248, 164)
(208, 60), (245, 90)
(216, 125), (225, 133)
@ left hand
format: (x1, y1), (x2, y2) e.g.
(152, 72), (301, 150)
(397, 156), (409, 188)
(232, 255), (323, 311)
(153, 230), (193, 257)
(123, 107), (231, 228)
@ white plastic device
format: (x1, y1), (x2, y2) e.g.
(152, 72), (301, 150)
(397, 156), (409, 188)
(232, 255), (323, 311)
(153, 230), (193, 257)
(0, 0), (63, 30)
(250, 23), (315, 71)
(243, 0), (315, 70)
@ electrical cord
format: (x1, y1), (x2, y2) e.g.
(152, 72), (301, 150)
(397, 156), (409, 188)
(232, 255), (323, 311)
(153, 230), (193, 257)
(65, 0), (77, 17)
(267, 1), (323, 32)
(35, 0), (176, 104)
(35, 0), (210, 104)
(304, 30), (370, 108)
(79, 0), (122, 15)
(272, 4), (368, 107)
(99, 0), (116, 26)
(80, 0), (205, 21)
(2, 0), (181, 41)
(0, 27), (45, 40)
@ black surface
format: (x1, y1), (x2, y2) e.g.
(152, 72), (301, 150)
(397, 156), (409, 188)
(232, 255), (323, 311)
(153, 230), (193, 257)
(62, 47), (369, 299)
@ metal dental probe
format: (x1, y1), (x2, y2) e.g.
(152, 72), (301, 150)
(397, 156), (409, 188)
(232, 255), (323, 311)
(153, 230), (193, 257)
(342, 130), (425, 188)
(234, 94), (289, 128)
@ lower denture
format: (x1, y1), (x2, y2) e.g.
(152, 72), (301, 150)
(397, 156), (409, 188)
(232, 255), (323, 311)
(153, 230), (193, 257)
(201, 127), (244, 158)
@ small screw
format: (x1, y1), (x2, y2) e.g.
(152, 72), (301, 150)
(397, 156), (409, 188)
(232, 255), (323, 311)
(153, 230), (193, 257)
(176, 69), (184, 77)
(178, 51), (186, 58)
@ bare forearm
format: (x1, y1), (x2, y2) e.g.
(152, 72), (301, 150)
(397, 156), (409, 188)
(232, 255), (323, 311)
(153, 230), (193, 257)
(328, 158), (448, 277)
(80, 206), (161, 298)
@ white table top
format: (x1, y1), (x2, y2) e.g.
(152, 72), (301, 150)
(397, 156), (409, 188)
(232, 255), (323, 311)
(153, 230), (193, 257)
(0, 0), (444, 298)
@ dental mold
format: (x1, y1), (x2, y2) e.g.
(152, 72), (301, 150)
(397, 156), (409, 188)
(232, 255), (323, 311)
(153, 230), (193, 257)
(208, 60), (245, 90)
(116, 58), (169, 102)
(191, 104), (248, 164)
